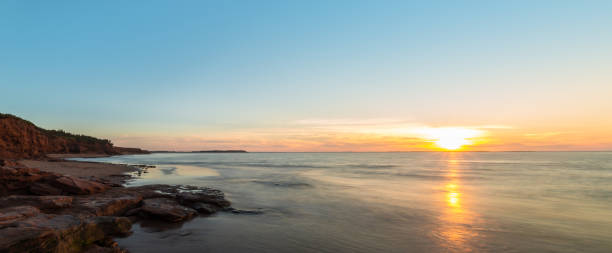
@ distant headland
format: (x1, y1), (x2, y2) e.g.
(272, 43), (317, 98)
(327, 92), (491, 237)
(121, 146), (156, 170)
(153, 150), (248, 153)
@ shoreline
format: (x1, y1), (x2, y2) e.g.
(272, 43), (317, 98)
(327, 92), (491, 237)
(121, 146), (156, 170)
(0, 153), (232, 252)
(20, 158), (139, 187)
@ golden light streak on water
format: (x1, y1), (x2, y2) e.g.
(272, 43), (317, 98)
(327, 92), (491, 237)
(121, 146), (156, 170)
(437, 153), (480, 252)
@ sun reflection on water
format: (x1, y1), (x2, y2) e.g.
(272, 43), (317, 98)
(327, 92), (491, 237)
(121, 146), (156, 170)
(437, 153), (479, 252)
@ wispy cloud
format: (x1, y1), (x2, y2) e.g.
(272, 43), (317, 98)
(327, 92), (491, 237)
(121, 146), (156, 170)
(110, 118), (611, 152)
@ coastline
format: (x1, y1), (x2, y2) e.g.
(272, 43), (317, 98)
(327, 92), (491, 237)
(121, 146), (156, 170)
(0, 153), (232, 252)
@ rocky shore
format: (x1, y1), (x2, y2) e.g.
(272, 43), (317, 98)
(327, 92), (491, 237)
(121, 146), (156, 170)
(0, 159), (231, 253)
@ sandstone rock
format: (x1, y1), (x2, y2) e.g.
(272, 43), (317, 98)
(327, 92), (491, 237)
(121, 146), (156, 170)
(0, 166), (114, 197)
(0, 214), (132, 253)
(0, 195), (73, 210)
(140, 198), (197, 222)
(0, 206), (40, 228)
(29, 182), (64, 195)
(0, 214), (86, 252)
(51, 176), (110, 195)
(71, 190), (143, 217)
(0, 166), (56, 196)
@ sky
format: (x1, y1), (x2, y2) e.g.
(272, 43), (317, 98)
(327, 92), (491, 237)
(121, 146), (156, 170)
(1, 1), (611, 151)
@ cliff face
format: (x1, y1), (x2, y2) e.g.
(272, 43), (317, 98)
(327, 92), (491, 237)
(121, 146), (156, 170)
(0, 113), (148, 159)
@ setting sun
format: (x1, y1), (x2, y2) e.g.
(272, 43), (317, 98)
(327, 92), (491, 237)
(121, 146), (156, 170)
(419, 127), (483, 150)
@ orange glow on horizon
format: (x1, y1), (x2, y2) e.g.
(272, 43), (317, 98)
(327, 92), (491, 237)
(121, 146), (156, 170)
(111, 122), (612, 152)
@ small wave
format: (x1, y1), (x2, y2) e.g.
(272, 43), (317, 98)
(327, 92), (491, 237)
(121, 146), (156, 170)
(159, 167), (178, 175)
(252, 180), (313, 188)
(343, 164), (397, 169)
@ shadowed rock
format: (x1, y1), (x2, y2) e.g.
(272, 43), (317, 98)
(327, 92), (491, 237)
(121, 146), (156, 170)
(140, 198), (198, 222)
(0, 214), (132, 253)
(0, 195), (73, 211)
(0, 206), (40, 228)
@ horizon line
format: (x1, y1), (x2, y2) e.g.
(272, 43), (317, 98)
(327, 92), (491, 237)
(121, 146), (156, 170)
(145, 150), (612, 153)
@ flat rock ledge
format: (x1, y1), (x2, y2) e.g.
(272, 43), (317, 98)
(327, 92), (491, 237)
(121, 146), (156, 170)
(0, 163), (231, 253)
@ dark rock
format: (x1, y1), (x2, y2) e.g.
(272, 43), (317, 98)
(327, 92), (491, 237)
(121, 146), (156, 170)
(228, 208), (264, 215)
(140, 198), (197, 222)
(0, 213), (132, 253)
(0, 195), (73, 210)
(191, 202), (218, 214)
(0, 214), (86, 252)
(87, 216), (132, 237)
(123, 207), (141, 217)
(84, 244), (128, 253)
(129, 184), (231, 210)
(29, 182), (63, 195)
(0, 206), (40, 228)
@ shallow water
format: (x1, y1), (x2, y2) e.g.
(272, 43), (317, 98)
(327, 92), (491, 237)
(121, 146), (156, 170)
(76, 152), (612, 252)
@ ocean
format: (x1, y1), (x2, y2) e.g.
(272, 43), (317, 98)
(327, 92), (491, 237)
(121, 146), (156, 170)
(75, 152), (612, 252)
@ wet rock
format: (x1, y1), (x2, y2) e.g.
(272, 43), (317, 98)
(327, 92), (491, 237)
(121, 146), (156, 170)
(84, 244), (128, 253)
(0, 214), (86, 252)
(140, 198), (197, 222)
(0, 170), (230, 252)
(123, 207), (141, 217)
(0, 214), (132, 253)
(178, 230), (192, 236)
(227, 207), (264, 215)
(0, 195), (73, 210)
(129, 184), (231, 212)
(177, 190), (231, 208)
(87, 216), (132, 236)
(0, 206), (40, 228)
(191, 202), (218, 214)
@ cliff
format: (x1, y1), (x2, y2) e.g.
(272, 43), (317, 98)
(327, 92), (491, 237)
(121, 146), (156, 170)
(0, 113), (148, 159)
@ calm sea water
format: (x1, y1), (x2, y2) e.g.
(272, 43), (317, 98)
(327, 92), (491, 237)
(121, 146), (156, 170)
(76, 152), (612, 253)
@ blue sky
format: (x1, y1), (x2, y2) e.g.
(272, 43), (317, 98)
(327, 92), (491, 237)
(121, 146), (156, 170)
(2, 1), (611, 151)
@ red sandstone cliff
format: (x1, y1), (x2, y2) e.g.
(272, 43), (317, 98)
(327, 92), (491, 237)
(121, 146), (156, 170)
(0, 113), (148, 159)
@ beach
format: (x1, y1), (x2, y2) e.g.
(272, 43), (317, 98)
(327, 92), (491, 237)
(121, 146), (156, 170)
(20, 156), (137, 186)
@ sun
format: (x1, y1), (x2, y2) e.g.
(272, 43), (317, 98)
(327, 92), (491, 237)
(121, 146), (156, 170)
(436, 137), (471, 150)
(420, 127), (483, 150)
